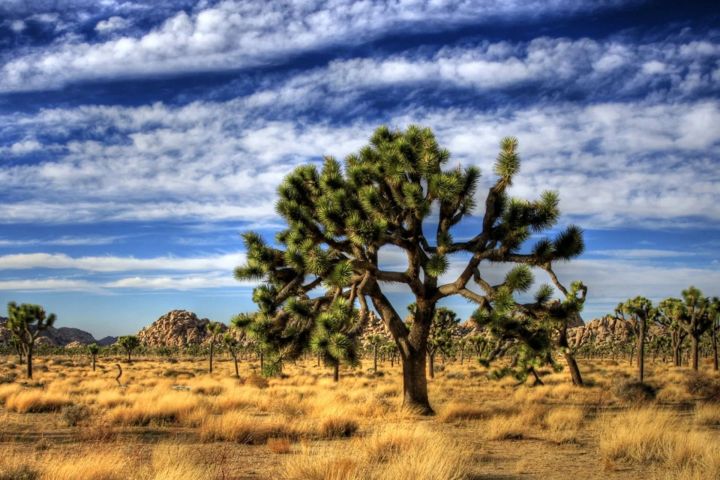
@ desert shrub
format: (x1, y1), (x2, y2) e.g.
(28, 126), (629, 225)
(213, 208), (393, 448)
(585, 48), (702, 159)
(0, 373), (17, 384)
(599, 407), (720, 478)
(162, 369), (195, 378)
(614, 381), (657, 403)
(61, 404), (91, 426)
(282, 426), (468, 480)
(694, 403), (720, 426)
(319, 416), (359, 438)
(0, 464), (39, 480)
(245, 374), (269, 389)
(444, 372), (466, 380)
(267, 438), (292, 454)
(6, 391), (71, 413)
(439, 403), (490, 423)
(685, 373), (720, 401)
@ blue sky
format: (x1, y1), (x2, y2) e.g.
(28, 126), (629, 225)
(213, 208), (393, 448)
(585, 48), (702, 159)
(0, 0), (718, 338)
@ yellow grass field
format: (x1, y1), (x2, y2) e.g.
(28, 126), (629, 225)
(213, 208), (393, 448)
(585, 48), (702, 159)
(0, 355), (718, 480)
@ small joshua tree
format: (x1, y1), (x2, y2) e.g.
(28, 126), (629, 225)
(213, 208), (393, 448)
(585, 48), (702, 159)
(679, 287), (712, 371)
(206, 321), (225, 374)
(118, 335), (140, 363)
(88, 343), (99, 372)
(710, 297), (719, 371)
(365, 334), (385, 373)
(657, 297), (688, 367)
(7, 302), (56, 379)
(615, 297), (655, 382)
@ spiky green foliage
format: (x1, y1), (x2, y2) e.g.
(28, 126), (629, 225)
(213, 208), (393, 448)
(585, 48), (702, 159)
(310, 298), (362, 381)
(7, 302), (56, 378)
(234, 126), (585, 410)
(117, 335), (140, 362)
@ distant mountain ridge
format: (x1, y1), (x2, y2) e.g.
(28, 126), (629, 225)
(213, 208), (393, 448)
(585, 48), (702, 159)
(0, 316), (102, 347)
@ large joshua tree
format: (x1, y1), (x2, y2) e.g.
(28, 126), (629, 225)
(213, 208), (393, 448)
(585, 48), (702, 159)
(6, 302), (56, 379)
(235, 126), (584, 414)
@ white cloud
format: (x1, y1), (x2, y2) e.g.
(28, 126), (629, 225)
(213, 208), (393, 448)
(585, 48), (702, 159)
(592, 249), (698, 259)
(95, 16), (131, 34)
(0, 0), (639, 92)
(0, 98), (718, 227)
(0, 235), (124, 247)
(0, 252), (246, 272)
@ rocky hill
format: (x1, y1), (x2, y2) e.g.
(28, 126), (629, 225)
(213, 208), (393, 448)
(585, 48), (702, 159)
(567, 315), (665, 349)
(137, 310), (225, 347)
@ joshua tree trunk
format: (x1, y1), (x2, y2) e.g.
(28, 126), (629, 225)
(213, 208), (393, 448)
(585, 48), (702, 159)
(711, 326), (718, 371)
(209, 341), (214, 373)
(232, 353), (239, 378)
(460, 345), (465, 365)
(637, 323), (646, 382)
(691, 335), (700, 371)
(564, 352), (584, 386)
(126, 350), (131, 363)
(333, 361), (339, 382)
(260, 351), (264, 371)
(401, 348), (431, 413)
(92, 354), (96, 372)
(373, 344), (378, 373)
(558, 328), (584, 386)
(26, 345), (33, 379)
(529, 367), (544, 386)
(427, 351), (435, 379)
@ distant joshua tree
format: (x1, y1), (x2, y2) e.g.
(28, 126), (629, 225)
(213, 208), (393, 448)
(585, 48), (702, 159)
(6, 302), (56, 379)
(615, 297), (655, 382)
(88, 343), (100, 372)
(678, 287), (712, 371)
(657, 297), (688, 367)
(365, 334), (385, 373)
(206, 321), (224, 374)
(118, 335), (140, 363)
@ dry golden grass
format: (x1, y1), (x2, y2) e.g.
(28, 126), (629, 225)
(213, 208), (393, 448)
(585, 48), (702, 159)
(5, 390), (71, 413)
(282, 425), (469, 480)
(599, 407), (720, 478)
(0, 356), (718, 479)
(694, 402), (720, 426)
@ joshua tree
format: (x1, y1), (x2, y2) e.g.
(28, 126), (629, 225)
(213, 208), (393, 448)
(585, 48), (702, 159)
(657, 297), (688, 367)
(615, 297), (655, 382)
(365, 334), (385, 373)
(117, 335), (140, 363)
(678, 287), (712, 371)
(88, 343), (99, 372)
(234, 127), (584, 413)
(710, 297), (719, 371)
(206, 321), (225, 374)
(7, 302), (56, 379)
(310, 298), (361, 382)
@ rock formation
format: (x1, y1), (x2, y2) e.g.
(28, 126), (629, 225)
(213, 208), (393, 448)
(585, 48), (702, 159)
(137, 310), (225, 348)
